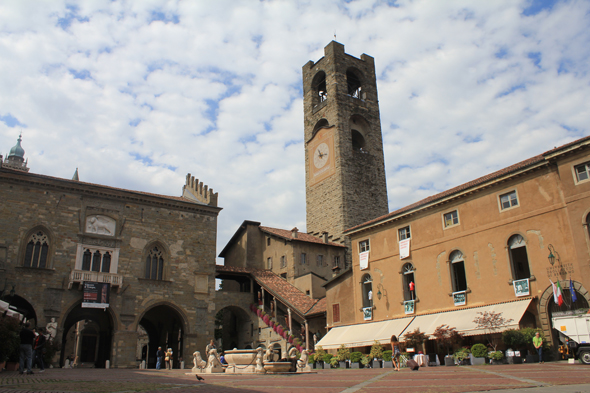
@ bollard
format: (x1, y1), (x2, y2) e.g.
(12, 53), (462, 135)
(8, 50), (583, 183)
(64, 359), (70, 368)
(106, 360), (110, 369)
(180, 361), (185, 369)
(141, 360), (146, 369)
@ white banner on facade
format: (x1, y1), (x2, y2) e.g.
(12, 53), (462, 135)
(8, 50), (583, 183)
(359, 251), (369, 270)
(399, 239), (411, 259)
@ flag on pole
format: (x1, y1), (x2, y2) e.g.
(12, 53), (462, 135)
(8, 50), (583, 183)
(570, 278), (578, 303)
(556, 280), (564, 306)
(550, 280), (558, 304)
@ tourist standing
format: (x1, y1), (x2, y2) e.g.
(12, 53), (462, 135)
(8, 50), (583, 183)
(390, 335), (401, 371)
(165, 348), (173, 370)
(533, 332), (544, 363)
(33, 327), (46, 372)
(156, 347), (164, 370)
(19, 322), (36, 375)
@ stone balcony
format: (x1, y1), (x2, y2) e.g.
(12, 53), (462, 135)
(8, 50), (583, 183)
(69, 269), (123, 289)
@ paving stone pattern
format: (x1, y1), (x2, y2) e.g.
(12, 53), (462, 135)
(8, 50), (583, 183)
(1, 363), (589, 393)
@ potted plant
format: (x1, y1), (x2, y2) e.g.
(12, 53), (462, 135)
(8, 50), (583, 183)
(337, 344), (350, 369)
(433, 324), (463, 365)
(453, 347), (471, 365)
(470, 343), (487, 366)
(360, 354), (371, 368)
(350, 351), (363, 368)
(370, 340), (384, 368)
(323, 353), (334, 369)
(315, 346), (326, 369)
(382, 350), (393, 368)
(308, 353), (316, 369)
(330, 356), (339, 368)
(488, 350), (504, 364)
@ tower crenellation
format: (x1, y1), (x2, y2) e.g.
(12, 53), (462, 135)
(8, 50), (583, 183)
(182, 173), (218, 207)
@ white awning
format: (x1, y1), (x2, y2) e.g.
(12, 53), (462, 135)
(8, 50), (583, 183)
(316, 316), (414, 349)
(402, 298), (533, 337)
(0, 299), (24, 320)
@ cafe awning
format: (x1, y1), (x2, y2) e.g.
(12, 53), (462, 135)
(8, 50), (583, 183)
(316, 316), (414, 349)
(402, 298), (533, 337)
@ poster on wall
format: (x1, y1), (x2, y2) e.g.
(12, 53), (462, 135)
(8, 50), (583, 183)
(404, 300), (415, 314)
(363, 307), (372, 321)
(82, 282), (110, 308)
(399, 239), (411, 259)
(359, 251), (369, 270)
(513, 278), (530, 297)
(453, 291), (466, 306)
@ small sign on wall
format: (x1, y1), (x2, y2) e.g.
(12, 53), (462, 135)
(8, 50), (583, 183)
(513, 278), (530, 297)
(453, 291), (466, 306)
(82, 282), (110, 308)
(399, 239), (410, 259)
(359, 251), (369, 270)
(404, 300), (415, 314)
(363, 307), (372, 321)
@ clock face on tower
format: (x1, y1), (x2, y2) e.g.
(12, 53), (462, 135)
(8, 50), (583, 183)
(314, 143), (329, 169)
(308, 127), (335, 186)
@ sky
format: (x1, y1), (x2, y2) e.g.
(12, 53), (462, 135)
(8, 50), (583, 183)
(1, 0), (589, 263)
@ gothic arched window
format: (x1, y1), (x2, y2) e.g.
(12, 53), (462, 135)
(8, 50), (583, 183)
(23, 231), (50, 268)
(508, 235), (531, 280)
(145, 246), (165, 280)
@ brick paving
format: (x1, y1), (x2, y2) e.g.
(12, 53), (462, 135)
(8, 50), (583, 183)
(0, 362), (589, 393)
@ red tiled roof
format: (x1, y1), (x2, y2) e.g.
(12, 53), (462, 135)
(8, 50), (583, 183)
(215, 265), (326, 316)
(260, 226), (345, 248)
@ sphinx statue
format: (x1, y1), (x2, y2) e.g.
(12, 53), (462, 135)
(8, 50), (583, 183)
(288, 347), (298, 359)
(204, 348), (224, 373)
(297, 350), (312, 372)
(192, 351), (206, 372)
(255, 347), (266, 373)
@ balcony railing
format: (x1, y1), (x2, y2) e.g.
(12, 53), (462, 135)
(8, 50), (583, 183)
(69, 269), (123, 289)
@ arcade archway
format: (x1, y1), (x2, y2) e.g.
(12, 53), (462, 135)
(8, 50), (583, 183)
(60, 304), (114, 368)
(217, 305), (252, 351)
(139, 304), (185, 369)
(1, 294), (36, 325)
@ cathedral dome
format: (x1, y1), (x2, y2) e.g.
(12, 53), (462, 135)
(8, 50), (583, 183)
(8, 134), (25, 159)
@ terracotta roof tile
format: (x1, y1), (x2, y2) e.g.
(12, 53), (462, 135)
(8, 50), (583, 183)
(260, 226), (345, 248)
(306, 296), (326, 316)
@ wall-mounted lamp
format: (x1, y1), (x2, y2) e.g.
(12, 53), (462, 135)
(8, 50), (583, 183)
(548, 244), (560, 266)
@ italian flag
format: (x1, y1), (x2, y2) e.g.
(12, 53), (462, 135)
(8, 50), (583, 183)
(555, 280), (564, 306)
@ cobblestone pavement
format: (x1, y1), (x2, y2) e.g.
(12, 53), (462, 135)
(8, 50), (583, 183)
(1, 362), (589, 393)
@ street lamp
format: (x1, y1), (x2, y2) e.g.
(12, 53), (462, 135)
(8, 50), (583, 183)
(548, 244), (560, 266)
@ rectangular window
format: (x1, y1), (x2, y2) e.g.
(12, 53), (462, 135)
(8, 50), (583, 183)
(317, 255), (324, 267)
(267, 237), (271, 246)
(499, 191), (519, 210)
(443, 210), (459, 228)
(333, 304), (340, 323)
(267, 257), (272, 269)
(280, 256), (286, 268)
(575, 162), (590, 182)
(333, 256), (340, 268)
(359, 240), (370, 253)
(399, 226), (411, 240)
(300, 253), (306, 265)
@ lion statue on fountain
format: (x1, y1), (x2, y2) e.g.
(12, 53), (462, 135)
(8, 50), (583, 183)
(192, 351), (206, 372)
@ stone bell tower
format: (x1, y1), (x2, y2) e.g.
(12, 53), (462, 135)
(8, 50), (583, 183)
(303, 41), (388, 258)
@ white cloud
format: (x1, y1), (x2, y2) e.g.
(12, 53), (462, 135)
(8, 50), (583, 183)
(1, 0), (590, 260)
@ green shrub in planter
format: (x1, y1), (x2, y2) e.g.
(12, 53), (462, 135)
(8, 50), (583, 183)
(382, 350), (392, 362)
(350, 352), (363, 363)
(337, 344), (350, 362)
(308, 353), (316, 364)
(453, 347), (471, 364)
(488, 351), (504, 361)
(323, 353), (334, 364)
(315, 346), (326, 362)
(361, 354), (371, 366)
(370, 340), (384, 360)
(471, 343), (487, 358)
(330, 357), (339, 367)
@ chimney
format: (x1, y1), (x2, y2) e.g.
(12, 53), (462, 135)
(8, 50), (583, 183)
(291, 227), (298, 238)
(322, 232), (329, 243)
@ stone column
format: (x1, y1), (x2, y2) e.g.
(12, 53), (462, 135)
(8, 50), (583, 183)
(287, 308), (292, 332)
(305, 320), (309, 351)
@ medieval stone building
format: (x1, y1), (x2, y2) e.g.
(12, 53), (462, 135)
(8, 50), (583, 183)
(0, 137), (220, 368)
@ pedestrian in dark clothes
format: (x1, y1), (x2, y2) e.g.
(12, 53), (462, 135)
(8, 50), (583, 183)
(19, 322), (36, 375)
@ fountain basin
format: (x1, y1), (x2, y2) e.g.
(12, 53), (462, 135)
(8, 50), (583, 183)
(263, 362), (293, 373)
(224, 349), (258, 374)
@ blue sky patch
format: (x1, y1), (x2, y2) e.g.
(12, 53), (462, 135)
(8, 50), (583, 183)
(0, 113), (25, 128)
(522, 0), (559, 16)
(129, 118), (141, 127)
(69, 69), (91, 80)
(130, 153), (154, 166)
(57, 4), (89, 30)
(149, 11), (180, 24)
(497, 83), (526, 98)
(528, 52), (542, 68)
(495, 47), (508, 59)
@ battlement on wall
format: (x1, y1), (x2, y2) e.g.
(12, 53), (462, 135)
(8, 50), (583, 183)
(182, 173), (218, 207)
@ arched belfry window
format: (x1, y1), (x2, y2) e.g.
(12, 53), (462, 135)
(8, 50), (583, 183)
(402, 263), (415, 301)
(361, 274), (373, 308)
(23, 231), (50, 268)
(350, 115), (370, 153)
(312, 71), (327, 107)
(449, 250), (467, 292)
(351, 130), (366, 152)
(145, 245), (165, 280)
(346, 69), (363, 99)
(312, 119), (330, 137)
(508, 235), (531, 280)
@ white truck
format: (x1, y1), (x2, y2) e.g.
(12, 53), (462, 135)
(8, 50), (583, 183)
(552, 310), (590, 364)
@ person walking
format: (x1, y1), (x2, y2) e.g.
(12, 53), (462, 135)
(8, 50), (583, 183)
(165, 348), (173, 370)
(390, 335), (401, 371)
(19, 322), (36, 375)
(33, 327), (46, 373)
(156, 347), (164, 370)
(533, 331), (544, 363)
